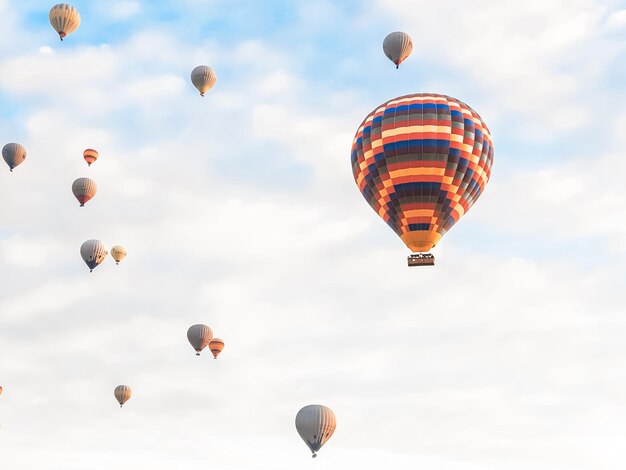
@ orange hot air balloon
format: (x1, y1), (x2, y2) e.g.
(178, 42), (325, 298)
(83, 149), (98, 166)
(351, 93), (494, 266)
(209, 338), (224, 359)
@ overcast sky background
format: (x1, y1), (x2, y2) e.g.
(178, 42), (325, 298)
(1, 0), (626, 468)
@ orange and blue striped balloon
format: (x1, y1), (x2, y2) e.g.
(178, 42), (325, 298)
(351, 94), (494, 253)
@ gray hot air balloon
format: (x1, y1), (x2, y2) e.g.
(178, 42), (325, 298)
(187, 324), (213, 355)
(190, 65), (217, 96)
(72, 177), (97, 207)
(383, 31), (413, 69)
(49, 3), (81, 41)
(2, 143), (27, 172)
(295, 404), (336, 458)
(80, 239), (108, 272)
(114, 385), (132, 407)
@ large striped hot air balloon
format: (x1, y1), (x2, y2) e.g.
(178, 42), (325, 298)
(295, 405), (336, 458)
(351, 93), (494, 266)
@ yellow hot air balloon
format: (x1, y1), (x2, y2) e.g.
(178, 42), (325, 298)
(83, 149), (98, 166)
(49, 4), (81, 41)
(209, 338), (224, 359)
(191, 65), (217, 96)
(111, 245), (127, 265)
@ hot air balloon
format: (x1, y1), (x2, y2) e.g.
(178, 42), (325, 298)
(111, 246), (127, 265)
(187, 324), (213, 356)
(382, 31), (413, 69)
(72, 177), (97, 207)
(0, 386), (3, 396)
(209, 338), (224, 359)
(295, 405), (336, 458)
(80, 239), (108, 272)
(83, 149), (98, 166)
(49, 4), (80, 41)
(351, 93), (494, 266)
(191, 65), (217, 96)
(2, 143), (27, 172)
(114, 385), (132, 407)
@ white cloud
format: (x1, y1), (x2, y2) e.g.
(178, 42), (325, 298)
(2, 1), (626, 469)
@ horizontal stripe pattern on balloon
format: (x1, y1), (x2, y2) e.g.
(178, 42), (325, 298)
(351, 93), (494, 253)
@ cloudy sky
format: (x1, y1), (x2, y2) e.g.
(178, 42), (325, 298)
(1, 0), (626, 468)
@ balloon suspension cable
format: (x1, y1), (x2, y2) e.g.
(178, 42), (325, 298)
(407, 253), (435, 267)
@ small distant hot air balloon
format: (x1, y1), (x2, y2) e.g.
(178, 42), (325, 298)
(72, 177), (97, 207)
(295, 405), (336, 458)
(111, 246), (127, 265)
(83, 149), (98, 166)
(351, 93), (494, 266)
(2, 143), (27, 172)
(114, 385), (132, 408)
(49, 4), (80, 41)
(80, 239), (108, 272)
(191, 65), (217, 97)
(0, 386), (3, 396)
(187, 324), (213, 356)
(209, 338), (224, 359)
(382, 31), (413, 69)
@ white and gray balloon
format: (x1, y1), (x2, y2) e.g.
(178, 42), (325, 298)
(187, 324), (213, 355)
(383, 31), (413, 68)
(80, 239), (108, 272)
(295, 404), (336, 458)
(191, 65), (217, 96)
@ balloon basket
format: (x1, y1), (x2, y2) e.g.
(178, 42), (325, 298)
(407, 253), (435, 267)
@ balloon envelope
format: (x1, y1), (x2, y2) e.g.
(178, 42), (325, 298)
(83, 149), (98, 166)
(72, 177), (97, 206)
(114, 385), (132, 407)
(295, 405), (336, 458)
(187, 324), (213, 355)
(383, 31), (413, 68)
(209, 338), (224, 359)
(191, 65), (217, 96)
(351, 93), (494, 253)
(111, 245), (127, 264)
(80, 239), (108, 272)
(2, 143), (27, 172)
(49, 3), (80, 41)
